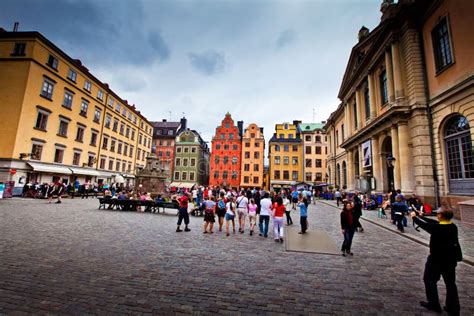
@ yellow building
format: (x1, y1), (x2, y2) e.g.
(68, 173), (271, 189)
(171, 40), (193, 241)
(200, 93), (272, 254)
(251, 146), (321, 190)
(240, 123), (265, 188)
(299, 122), (328, 186)
(268, 121), (303, 191)
(0, 30), (153, 189)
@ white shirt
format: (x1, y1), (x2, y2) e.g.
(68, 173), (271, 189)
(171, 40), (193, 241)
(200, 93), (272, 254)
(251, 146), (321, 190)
(260, 198), (272, 216)
(236, 196), (249, 209)
(226, 202), (236, 215)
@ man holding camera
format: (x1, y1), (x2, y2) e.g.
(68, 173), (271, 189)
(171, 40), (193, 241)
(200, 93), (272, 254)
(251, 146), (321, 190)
(410, 209), (462, 315)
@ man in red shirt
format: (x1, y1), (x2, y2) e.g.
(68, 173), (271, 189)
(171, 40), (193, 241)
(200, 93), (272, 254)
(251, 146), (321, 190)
(177, 193), (191, 232)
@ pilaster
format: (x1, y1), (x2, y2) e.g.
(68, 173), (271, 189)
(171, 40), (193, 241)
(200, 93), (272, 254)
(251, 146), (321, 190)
(390, 125), (401, 190)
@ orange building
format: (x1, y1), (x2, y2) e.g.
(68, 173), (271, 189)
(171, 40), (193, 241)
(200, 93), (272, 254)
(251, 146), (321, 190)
(209, 113), (243, 188)
(240, 123), (265, 188)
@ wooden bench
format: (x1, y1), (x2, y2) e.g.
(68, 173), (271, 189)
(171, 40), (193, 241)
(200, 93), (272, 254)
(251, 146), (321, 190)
(98, 198), (179, 213)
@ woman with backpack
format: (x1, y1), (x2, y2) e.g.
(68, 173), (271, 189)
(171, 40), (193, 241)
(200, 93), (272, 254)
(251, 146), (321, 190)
(217, 192), (227, 232)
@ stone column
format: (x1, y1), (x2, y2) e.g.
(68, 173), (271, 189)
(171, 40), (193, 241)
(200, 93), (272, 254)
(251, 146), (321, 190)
(371, 134), (381, 192)
(390, 125), (401, 190)
(391, 42), (405, 99)
(344, 103), (350, 140)
(368, 73), (377, 118)
(397, 122), (414, 193)
(355, 89), (363, 129)
(385, 49), (395, 102)
(347, 149), (354, 190)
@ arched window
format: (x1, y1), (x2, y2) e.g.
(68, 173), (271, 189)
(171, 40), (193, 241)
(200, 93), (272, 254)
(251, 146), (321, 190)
(444, 115), (473, 194)
(336, 163), (341, 187)
(342, 161), (347, 188)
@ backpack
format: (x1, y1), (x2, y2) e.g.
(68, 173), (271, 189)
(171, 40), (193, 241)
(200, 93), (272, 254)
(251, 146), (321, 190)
(218, 199), (226, 210)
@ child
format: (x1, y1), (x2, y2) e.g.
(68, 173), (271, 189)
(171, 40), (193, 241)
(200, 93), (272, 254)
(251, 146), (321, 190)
(297, 195), (309, 234)
(248, 198), (258, 236)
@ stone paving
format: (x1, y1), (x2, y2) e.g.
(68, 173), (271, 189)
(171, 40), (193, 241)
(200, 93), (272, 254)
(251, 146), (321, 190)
(319, 199), (474, 264)
(0, 197), (473, 314)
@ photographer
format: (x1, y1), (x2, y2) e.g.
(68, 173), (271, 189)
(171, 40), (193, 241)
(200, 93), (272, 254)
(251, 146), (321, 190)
(410, 209), (462, 315)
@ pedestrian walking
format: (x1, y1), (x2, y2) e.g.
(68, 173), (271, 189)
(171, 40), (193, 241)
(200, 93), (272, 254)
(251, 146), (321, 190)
(271, 196), (285, 243)
(236, 191), (249, 234)
(340, 200), (355, 256)
(411, 210), (462, 315)
(392, 196), (409, 232)
(248, 198), (257, 236)
(259, 192), (272, 237)
(216, 192), (227, 232)
(291, 190), (298, 210)
(203, 196), (216, 234)
(283, 195), (293, 225)
(297, 194), (309, 234)
(335, 189), (342, 207)
(225, 196), (236, 237)
(353, 191), (364, 232)
(176, 192), (191, 232)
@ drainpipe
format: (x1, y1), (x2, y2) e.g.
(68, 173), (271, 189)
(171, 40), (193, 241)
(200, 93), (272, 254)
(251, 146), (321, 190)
(418, 29), (440, 209)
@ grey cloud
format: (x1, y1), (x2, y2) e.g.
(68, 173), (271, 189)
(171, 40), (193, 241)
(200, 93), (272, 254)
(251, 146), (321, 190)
(188, 50), (227, 76)
(276, 29), (297, 49)
(0, 0), (170, 67)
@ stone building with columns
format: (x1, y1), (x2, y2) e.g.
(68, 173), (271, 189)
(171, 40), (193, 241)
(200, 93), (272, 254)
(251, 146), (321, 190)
(325, 0), (474, 214)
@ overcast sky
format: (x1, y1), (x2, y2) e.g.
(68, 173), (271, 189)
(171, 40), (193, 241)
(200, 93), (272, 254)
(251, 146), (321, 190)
(1, 0), (382, 144)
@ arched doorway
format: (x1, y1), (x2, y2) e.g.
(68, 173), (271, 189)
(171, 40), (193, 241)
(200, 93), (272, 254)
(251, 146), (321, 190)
(336, 163), (341, 188)
(381, 136), (394, 193)
(342, 161), (347, 189)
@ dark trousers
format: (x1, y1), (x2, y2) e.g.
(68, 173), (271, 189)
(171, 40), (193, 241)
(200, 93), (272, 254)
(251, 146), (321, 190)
(341, 228), (355, 252)
(353, 215), (363, 230)
(259, 215), (270, 236)
(424, 256), (460, 314)
(394, 214), (404, 232)
(336, 197), (342, 206)
(300, 216), (308, 233)
(177, 208), (190, 226)
(285, 211), (293, 225)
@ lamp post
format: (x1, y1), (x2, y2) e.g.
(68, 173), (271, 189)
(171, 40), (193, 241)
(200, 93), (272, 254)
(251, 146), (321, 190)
(385, 154), (396, 192)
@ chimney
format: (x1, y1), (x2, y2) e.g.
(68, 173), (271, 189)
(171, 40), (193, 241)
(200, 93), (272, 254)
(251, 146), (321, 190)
(237, 121), (244, 139)
(180, 117), (187, 130)
(162, 119), (167, 122)
(13, 22), (19, 32)
(358, 26), (369, 42)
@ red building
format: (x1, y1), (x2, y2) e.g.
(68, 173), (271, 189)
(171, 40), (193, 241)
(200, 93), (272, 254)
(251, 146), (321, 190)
(209, 113), (243, 188)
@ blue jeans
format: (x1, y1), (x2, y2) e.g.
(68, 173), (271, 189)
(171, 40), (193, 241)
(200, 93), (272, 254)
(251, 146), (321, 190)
(259, 215), (270, 236)
(342, 228), (355, 252)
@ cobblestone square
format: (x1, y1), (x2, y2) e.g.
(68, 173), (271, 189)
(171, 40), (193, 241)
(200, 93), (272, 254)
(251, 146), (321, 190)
(0, 198), (473, 314)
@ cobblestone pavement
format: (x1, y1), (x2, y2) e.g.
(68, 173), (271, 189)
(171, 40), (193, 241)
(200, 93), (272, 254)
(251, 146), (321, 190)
(319, 199), (474, 264)
(0, 198), (473, 315)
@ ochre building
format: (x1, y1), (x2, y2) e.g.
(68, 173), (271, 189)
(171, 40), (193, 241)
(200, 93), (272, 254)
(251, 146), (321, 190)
(269, 121), (303, 191)
(325, 0), (473, 216)
(0, 30), (153, 188)
(240, 123), (265, 189)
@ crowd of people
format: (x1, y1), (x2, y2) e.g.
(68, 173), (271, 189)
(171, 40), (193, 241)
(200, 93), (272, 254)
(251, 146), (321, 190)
(173, 187), (314, 243)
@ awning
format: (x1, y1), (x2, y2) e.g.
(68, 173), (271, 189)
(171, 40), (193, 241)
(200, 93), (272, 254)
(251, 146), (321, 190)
(122, 174), (135, 179)
(68, 167), (101, 176)
(27, 162), (72, 175)
(97, 171), (116, 178)
(168, 182), (181, 187)
(179, 182), (196, 189)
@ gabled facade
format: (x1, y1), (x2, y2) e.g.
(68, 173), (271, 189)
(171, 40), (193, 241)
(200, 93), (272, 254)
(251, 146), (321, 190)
(240, 123), (265, 188)
(173, 129), (210, 187)
(326, 0), (474, 215)
(209, 113), (243, 187)
(151, 118), (186, 183)
(268, 121), (303, 190)
(300, 122), (328, 185)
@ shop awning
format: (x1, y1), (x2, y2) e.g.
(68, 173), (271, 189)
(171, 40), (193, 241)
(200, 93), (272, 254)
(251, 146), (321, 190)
(68, 167), (101, 176)
(123, 174), (135, 179)
(168, 182), (181, 187)
(179, 182), (196, 189)
(27, 162), (72, 175)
